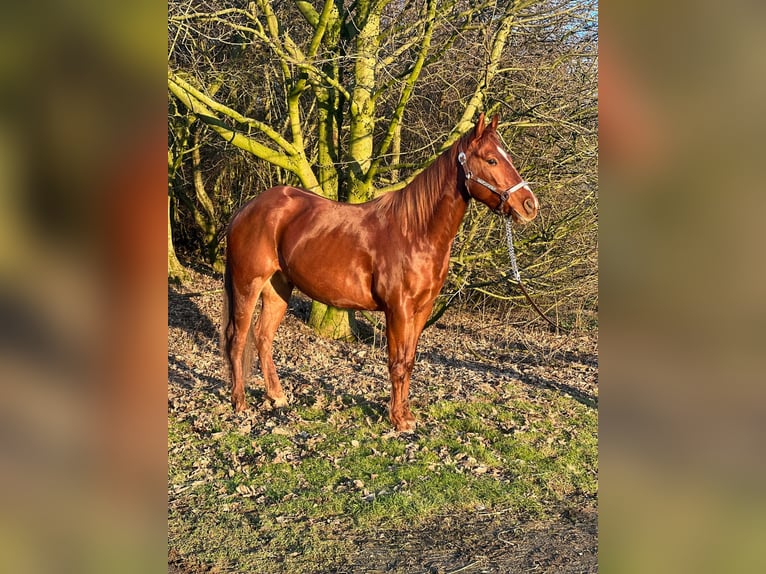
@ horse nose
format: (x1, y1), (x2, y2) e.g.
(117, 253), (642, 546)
(523, 197), (537, 215)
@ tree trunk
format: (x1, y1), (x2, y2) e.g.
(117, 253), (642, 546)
(305, 75), (355, 338)
(168, 196), (188, 283)
(304, 15), (355, 340)
(308, 302), (356, 341)
(192, 130), (224, 272)
(346, 6), (380, 204)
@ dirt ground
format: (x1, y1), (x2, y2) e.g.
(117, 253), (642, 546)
(168, 268), (598, 573)
(169, 505), (596, 574)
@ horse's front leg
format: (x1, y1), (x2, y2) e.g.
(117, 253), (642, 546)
(387, 349), (416, 431)
(385, 307), (431, 431)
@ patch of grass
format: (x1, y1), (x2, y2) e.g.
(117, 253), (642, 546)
(168, 388), (597, 573)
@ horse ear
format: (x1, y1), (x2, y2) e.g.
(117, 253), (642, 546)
(490, 114), (499, 131)
(475, 112), (486, 139)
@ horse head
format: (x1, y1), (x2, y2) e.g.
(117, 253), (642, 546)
(459, 113), (539, 223)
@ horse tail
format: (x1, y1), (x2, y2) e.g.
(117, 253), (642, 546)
(220, 257), (255, 388)
(220, 258), (234, 384)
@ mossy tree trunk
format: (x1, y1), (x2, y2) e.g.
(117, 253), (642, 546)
(168, 195), (188, 283)
(191, 128), (225, 273)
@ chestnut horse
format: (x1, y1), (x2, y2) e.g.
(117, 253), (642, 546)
(221, 114), (539, 431)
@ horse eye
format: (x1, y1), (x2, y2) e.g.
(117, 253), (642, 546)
(487, 158), (497, 166)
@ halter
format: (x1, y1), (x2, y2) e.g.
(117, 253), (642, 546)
(458, 149), (531, 214)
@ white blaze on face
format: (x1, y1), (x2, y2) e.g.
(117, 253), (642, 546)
(497, 144), (538, 210)
(496, 144), (513, 168)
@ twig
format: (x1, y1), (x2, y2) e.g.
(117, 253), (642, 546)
(497, 529), (517, 546)
(173, 288), (224, 298)
(445, 561), (480, 574)
(462, 340), (489, 363)
(359, 310), (385, 332)
(477, 506), (516, 517)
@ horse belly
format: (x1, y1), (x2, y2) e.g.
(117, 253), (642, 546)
(290, 259), (377, 310)
(280, 238), (379, 311)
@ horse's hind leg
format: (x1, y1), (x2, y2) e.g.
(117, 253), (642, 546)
(224, 274), (266, 412)
(254, 272), (293, 407)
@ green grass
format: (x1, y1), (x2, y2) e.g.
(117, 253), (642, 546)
(168, 385), (597, 572)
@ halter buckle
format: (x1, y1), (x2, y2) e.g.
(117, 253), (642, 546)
(457, 151), (472, 179)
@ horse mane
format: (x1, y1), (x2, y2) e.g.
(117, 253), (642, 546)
(375, 132), (472, 235)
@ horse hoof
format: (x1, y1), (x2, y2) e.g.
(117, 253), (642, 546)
(394, 419), (416, 432)
(271, 396), (289, 408)
(233, 400), (247, 413)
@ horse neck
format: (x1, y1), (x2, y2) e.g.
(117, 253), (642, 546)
(400, 145), (469, 240)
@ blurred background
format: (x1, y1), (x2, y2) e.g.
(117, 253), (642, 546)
(0, 1), (765, 573)
(600, 1), (766, 572)
(0, 2), (167, 572)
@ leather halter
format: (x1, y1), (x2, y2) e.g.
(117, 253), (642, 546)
(458, 149), (531, 214)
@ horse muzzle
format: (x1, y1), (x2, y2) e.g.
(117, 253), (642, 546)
(507, 189), (539, 223)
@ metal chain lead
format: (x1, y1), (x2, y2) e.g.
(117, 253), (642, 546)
(497, 134), (522, 282)
(505, 217), (521, 283)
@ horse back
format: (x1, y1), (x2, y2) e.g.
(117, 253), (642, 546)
(229, 186), (385, 309)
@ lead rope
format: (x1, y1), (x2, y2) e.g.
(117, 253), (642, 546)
(505, 217), (522, 283)
(504, 217), (566, 333)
